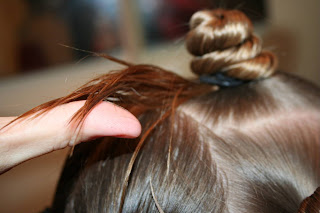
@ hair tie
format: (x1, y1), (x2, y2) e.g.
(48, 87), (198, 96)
(199, 72), (247, 87)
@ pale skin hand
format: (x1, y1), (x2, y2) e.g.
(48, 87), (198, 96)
(0, 101), (141, 174)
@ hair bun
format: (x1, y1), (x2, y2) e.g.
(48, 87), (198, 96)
(298, 187), (320, 213)
(186, 9), (277, 80)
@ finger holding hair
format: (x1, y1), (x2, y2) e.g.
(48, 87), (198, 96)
(0, 100), (141, 174)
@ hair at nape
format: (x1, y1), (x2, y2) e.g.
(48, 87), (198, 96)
(25, 9), (320, 213)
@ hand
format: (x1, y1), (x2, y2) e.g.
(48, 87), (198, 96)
(0, 101), (141, 174)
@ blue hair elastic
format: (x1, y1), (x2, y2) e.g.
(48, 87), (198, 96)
(199, 72), (246, 87)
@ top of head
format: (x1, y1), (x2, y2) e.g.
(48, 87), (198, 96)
(186, 9), (277, 80)
(38, 9), (320, 213)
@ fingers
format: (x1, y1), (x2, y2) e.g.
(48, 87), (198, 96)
(0, 101), (141, 174)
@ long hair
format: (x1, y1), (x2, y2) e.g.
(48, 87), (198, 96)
(15, 9), (320, 212)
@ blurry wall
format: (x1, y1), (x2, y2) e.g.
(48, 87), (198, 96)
(267, 0), (320, 83)
(0, 0), (27, 75)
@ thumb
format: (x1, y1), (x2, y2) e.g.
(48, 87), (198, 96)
(75, 100), (142, 141)
(0, 100), (141, 173)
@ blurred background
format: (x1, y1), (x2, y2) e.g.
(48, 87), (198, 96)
(0, 0), (319, 212)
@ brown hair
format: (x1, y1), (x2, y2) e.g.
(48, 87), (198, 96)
(14, 9), (320, 212)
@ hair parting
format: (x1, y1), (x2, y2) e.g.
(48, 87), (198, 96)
(167, 87), (184, 176)
(118, 109), (172, 213)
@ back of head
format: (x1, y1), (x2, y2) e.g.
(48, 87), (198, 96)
(47, 9), (320, 213)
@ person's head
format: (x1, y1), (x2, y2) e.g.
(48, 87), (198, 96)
(40, 9), (319, 212)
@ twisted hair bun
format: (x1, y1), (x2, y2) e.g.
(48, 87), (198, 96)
(186, 9), (277, 80)
(298, 187), (320, 213)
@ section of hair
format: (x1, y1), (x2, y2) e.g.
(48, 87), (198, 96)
(4, 64), (211, 135)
